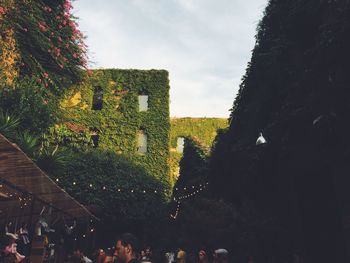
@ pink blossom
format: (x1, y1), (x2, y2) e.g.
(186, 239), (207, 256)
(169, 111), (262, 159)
(0, 6), (6, 16)
(55, 48), (61, 57)
(63, 0), (73, 11)
(39, 22), (47, 32)
(72, 53), (77, 59)
(44, 72), (49, 78)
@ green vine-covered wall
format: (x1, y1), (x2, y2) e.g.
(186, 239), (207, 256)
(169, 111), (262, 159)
(50, 69), (170, 188)
(169, 117), (228, 185)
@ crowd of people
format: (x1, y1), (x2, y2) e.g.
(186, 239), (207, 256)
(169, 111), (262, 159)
(78, 233), (230, 263)
(1, 232), (231, 263)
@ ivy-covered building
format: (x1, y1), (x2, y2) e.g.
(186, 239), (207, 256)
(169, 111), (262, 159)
(53, 69), (170, 185)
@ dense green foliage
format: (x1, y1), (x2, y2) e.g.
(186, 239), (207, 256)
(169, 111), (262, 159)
(209, 0), (350, 262)
(0, 78), (59, 134)
(52, 150), (167, 223)
(173, 137), (208, 193)
(169, 118), (227, 186)
(48, 69), (171, 188)
(170, 118), (227, 148)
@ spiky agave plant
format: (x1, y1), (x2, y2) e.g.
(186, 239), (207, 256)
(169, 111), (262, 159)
(0, 110), (20, 139)
(14, 131), (40, 159)
(36, 145), (70, 175)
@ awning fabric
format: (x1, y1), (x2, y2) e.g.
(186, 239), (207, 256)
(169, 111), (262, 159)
(0, 133), (97, 221)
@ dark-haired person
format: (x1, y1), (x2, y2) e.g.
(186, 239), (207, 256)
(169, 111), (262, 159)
(115, 233), (140, 263)
(0, 233), (25, 263)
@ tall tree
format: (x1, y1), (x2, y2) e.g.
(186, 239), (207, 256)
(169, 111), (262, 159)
(210, 0), (350, 262)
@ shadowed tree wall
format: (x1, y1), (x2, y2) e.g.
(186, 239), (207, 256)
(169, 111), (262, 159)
(209, 0), (350, 262)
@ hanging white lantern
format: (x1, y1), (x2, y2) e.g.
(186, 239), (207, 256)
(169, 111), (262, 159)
(256, 132), (267, 145)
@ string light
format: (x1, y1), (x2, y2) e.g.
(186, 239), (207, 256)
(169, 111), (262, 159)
(170, 182), (210, 219)
(57, 181), (167, 195)
(53, 179), (210, 210)
(173, 182), (209, 202)
(170, 201), (181, 219)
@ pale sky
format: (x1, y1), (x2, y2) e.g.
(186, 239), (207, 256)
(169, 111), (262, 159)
(73, 0), (268, 117)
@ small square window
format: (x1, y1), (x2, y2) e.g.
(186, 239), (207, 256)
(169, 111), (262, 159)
(176, 137), (185, 153)
(138, 95), (148, 111)
(137, 130), (147, 153)
(92, 86), (103, 110)
(91, 134), (99, 148)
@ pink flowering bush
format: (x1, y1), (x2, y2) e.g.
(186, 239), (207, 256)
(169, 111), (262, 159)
(2, 0), (88, 96)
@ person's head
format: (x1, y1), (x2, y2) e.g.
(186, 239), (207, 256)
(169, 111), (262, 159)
(0, 234), (17, 254)
(73, 248), (83, 258)
(198, 250), (207, 262)
(115, 233), (140, 263)
(213, 249), (229, 263)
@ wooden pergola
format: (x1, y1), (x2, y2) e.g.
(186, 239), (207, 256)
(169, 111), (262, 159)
(0, 133), (97, 226)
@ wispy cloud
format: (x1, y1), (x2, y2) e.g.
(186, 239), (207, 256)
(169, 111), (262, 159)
(73, 0), (268, 117)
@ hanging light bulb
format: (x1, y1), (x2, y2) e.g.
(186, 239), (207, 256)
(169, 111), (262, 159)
(256, 132), (267, 145)
(313, 115), (323, 126)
